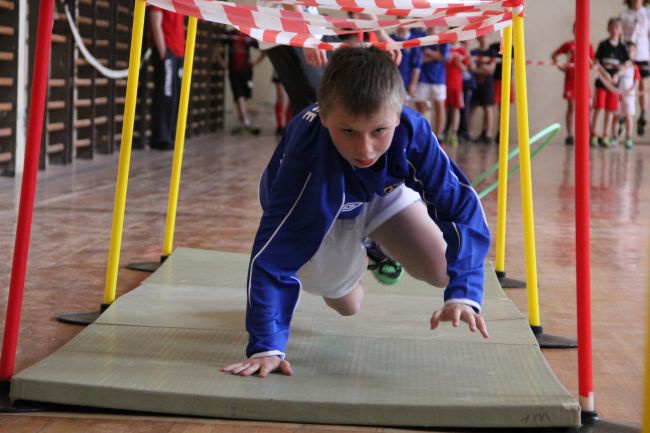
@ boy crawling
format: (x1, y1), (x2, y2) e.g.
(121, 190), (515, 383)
(223, 47), (491, 378)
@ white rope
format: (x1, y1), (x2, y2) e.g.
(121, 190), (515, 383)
(61, 1), (151, 80)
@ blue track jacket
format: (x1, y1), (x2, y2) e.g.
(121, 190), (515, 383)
(246, 104), (490, 359)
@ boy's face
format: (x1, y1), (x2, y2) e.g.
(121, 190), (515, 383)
(609, 23), (622, 39)
(321, 103), (401, 169)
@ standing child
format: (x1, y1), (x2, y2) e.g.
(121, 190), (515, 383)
(592, 17), (630, 148)
(490, 40), (514, 144)
(217, 29), (262, 135)
(414, 28), (451, 139)
(618, 42), (641, 148)
(551, 23), (596, 145)
(392, 26), (423, 101)
(222, 47), (490, 378)
(619, 0), (650, 135)
(148, 7), (185, 151)
(445, 42), (472, 146)
(458, 40), (477, 142)
(469, 36), (497, 144)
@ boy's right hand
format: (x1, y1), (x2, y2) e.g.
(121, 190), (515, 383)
(221, 356), (293, 378)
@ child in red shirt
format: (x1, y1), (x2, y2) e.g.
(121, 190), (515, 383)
(551, 23), (595, 145)
(445, 42), (472, 146)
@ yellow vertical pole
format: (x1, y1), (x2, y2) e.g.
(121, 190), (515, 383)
(495, 25), (513, 276)
(162, 17), (198, 257)
(103, 0), (147, 306)
(512, 14), (541, 327)
(641, 244), (650, 433)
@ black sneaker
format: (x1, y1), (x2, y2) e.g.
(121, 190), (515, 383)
(366, 242), (403, 285)
(637, 115), (646, 136)
(617, 118), (625, 138)
(245, 125), (261, 136)
(473, 131), (487, 144)
(565, 136), (574, 145)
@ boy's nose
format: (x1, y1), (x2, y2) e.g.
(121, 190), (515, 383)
(357, 135), (374, 158)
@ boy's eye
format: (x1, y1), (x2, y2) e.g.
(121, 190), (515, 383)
(374, 128), (386, 135)
(341, 129), (355, 136)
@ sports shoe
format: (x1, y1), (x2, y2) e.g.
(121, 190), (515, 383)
(366, 242), (403, 285)
(637, 115), (646, 136)
(625, 138), (634, 149)
(448, 131), (459, 146)
(617, 118), (625, 138)
(246, 125), (261, 136)
(590, 136), (599, 147)
(565, 136), (574, 145)
(600, 137), (612, 148)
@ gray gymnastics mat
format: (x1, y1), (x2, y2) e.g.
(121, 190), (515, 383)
(11, 248), (580, 428)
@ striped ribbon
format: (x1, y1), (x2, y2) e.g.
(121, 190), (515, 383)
(147, 0), (524, 49)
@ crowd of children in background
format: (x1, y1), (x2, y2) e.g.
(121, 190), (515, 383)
(392, 29), (511, 147)
(217, 0), (649, 150)
(552, 0), (649, 150)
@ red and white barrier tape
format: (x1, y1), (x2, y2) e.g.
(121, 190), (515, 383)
(147, 0), (523, 49)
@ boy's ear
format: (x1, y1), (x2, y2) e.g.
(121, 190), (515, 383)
(320, 113), (329, 128)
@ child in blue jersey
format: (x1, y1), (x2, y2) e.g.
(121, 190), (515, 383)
(391, 26), (423, 100)
(413, 28), (450, 138)
(223, 47), (491, 378)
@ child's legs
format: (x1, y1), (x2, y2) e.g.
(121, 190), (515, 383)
(603, 111), (613, 137)
(484, 104), (494, 137)
(592, 108), (603, 136)
(447, 88), (462, 133)
(603, 90), (619, 137)
(623, 95), (636, 138)
(566, 99), (575, 136)
(230, 70), (253, 124)
(274, 83), (287, 127)
(415, 100), (429, 116)
(625, 114), (633, 139)
(369, 201), (448, 288)
(323, 282), (364, 316)
(413, 83), (433, 122)
(638, 71), (647, 115)
(433, 99), (446, 137)
(432, 85), (447, 136)
(450, 107), (460, 132)
(592, 88), (606, 136)
(236, 97), (249, 123)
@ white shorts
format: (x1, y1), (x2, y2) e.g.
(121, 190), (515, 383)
(622, 95), (636, 116)
(297, 184), (421, 299)
(413, 83), (447, 102)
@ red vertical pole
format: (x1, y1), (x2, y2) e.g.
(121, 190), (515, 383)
(575, 0), (595, 414)
(0, 0), (55, 380)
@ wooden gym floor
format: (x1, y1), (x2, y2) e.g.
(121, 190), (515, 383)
(0, 128), (647, 432)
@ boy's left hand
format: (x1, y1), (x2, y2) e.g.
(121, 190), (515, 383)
(430, 303), (489, 338)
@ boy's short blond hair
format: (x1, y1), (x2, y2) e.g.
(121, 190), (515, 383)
(318, 46), (406, 117)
